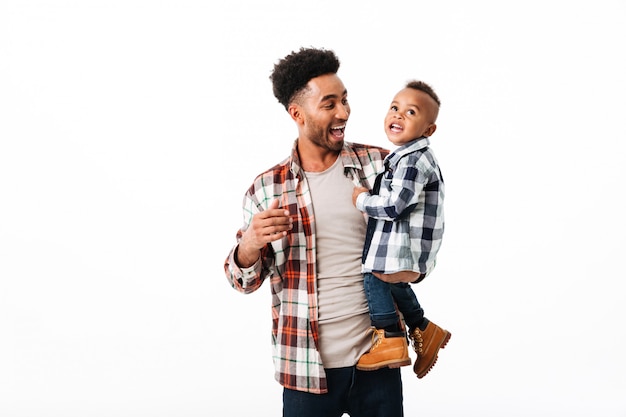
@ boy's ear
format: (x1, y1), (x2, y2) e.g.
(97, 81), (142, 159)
(424, 123), (437, 137)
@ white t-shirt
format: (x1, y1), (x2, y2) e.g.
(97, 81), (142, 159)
(304, 156), (372, 368)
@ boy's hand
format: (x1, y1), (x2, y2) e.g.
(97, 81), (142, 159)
(352, 186), (369, 206)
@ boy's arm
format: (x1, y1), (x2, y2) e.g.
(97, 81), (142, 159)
(356, 162), (427, 220)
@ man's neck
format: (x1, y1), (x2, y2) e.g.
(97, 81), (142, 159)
(297, 139), (341, 172)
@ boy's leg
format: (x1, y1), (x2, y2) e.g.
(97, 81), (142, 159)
(357, 273), (410, 371)
(390, 282), (426, 331)
(390, 283), (451, 378)
(363, 273), (401, 330)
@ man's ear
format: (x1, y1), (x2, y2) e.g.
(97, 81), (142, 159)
(288, 104), (302, 123)
(424, 123), (437, 137)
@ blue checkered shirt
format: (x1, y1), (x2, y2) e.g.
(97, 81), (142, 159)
(356, 137), (444, 276)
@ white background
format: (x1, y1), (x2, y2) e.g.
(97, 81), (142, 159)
(1, 1), (625, 416)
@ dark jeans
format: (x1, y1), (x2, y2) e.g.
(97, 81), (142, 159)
(363, 272), (425, 331)
(283, 366), (403, 417)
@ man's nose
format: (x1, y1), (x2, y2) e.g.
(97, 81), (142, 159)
(337, 104), (350, 119)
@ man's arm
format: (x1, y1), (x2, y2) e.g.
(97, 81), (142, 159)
(374, 271), (423, 283)
(235, 198), (292, 267)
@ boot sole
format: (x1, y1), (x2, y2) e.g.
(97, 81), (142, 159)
(356, 358), (412, 371)
(416, 331), (451, 378)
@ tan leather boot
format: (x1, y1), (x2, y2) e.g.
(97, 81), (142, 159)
(410, 321), (451, 378)
(356, 328), (411, 371)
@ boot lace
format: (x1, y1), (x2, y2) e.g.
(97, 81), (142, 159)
(367, 327), (385, 351)
(410, 328), (424, 357)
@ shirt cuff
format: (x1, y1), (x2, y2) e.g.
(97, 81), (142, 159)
(356, 192), (368, 211)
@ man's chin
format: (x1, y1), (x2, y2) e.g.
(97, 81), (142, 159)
(329, 140), (344, 151)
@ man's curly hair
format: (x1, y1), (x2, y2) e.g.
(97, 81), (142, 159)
(270, 47), (340, 110)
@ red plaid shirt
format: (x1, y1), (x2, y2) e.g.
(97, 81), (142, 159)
(224, 140), (388, 394)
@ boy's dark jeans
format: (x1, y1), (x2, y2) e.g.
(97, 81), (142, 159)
(364, 272), (425, 331)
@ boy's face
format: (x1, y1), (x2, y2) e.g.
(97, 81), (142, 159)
(384, 87), (438, 146)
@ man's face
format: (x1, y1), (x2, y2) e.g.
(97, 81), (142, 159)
(296, 73), (350, 152)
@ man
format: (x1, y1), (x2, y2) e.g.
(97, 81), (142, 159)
(224, 47), (417, 416)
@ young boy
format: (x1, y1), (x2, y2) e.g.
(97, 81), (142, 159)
(352, 80), (451, 378)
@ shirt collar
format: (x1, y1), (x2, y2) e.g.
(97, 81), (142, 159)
(289, 139), (364, 177)
(385, 136), (430, 167)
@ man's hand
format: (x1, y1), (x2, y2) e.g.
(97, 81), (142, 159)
(352, 186), (369, 206)
(374, 271), (422, 284)
(236, 198), (292, 267)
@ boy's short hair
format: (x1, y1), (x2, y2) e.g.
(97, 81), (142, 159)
(406, 80), (441, 107)
(270, 47), (341, 110)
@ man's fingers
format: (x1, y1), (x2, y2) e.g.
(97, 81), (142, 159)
(260, 198), (290, 220)
(262, 214), (292, 235)
(268, 198), (281, 210)
(254, 201), (292, 237)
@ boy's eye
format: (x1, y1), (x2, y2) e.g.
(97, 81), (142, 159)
(407, 109), (415, 115)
